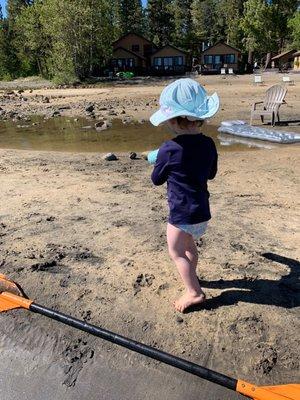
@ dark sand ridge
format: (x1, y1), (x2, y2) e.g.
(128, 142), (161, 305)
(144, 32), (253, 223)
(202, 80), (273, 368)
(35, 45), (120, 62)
(0, 145), (299, 399)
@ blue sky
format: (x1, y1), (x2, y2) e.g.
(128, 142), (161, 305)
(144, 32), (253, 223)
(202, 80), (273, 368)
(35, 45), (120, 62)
(0, 0), (6, 16)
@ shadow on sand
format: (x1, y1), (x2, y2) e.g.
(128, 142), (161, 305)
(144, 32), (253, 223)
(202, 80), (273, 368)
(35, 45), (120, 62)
(188, 253), (300, 313)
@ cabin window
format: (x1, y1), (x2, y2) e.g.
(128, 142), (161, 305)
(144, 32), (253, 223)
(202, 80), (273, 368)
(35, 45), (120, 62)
(225, 54), (235, 63)
(154, 56), (184, 68)
(214, 55), (221, 64)
(174, 56), (183, 66)
(204, 55), (213, 64)
(112, 58), (134, 68)
(163, 57), (173, 66)
(132, 44), (140, 52)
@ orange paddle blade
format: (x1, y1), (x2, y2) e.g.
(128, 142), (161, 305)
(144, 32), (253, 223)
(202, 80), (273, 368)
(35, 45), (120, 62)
(0, 274), (32, 312)
(237, 380), (300, 400)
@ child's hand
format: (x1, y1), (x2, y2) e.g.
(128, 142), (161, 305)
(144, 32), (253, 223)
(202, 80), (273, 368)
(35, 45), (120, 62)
(147, 149), (159, 165)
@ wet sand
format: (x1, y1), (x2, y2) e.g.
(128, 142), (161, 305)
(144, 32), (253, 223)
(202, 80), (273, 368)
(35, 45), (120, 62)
(0, 144), (299, 399)
(1, 316), (242, 400)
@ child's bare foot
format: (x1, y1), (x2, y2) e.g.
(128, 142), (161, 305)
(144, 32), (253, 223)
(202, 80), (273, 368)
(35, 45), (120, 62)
(174, 291), (206, 313)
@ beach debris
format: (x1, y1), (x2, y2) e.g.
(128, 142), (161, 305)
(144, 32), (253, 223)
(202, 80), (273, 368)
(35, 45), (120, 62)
(122, 116), (133, 124)
(85, 103), (95, 113)
(103, 153), (118, 161)
(129, 152), (137, 160)
(176, 316), (184, 324)
(95, 119), (111, 131)
(82, 125), (92, 129)
(51, 110), (61, 117)
(142, 321), (150, 332)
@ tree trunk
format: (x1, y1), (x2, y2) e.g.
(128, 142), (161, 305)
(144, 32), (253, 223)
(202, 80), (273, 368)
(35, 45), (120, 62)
(264, 52), (271, 70)
(247, 49), (253, 65)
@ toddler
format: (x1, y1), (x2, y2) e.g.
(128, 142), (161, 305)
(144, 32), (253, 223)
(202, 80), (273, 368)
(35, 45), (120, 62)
(150, 78), (219, 313)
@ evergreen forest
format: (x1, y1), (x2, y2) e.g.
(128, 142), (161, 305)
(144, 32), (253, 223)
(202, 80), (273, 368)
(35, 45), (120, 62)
(0, 0), (299, 83)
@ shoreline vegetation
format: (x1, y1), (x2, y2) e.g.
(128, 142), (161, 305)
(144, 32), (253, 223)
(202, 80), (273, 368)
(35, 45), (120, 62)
(0, 2), (299, 84)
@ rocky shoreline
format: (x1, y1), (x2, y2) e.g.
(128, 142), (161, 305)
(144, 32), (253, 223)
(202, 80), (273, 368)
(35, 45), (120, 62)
(0, 74), (299, 133)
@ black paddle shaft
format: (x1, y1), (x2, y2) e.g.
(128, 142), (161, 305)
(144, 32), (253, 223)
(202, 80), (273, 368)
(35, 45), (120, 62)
(30, 302), (237, 391)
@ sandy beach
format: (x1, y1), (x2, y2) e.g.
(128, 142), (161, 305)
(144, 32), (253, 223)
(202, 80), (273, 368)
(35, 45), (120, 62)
(0, 74), (299, 399)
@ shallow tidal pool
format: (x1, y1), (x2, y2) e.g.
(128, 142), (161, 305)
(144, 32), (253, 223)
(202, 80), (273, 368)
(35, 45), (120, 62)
(0, 116), (264, 153)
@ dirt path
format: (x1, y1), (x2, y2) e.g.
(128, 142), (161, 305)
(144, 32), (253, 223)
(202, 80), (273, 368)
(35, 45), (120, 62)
(0, 145), (299, 398)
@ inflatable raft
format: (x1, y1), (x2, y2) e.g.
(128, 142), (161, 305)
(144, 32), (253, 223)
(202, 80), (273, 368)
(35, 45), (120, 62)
(218, 120), (300, 144)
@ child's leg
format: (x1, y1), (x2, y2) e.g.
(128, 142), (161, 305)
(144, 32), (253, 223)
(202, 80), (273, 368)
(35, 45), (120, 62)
(167, 223), (205, 312)
(185, 236), (198, 270)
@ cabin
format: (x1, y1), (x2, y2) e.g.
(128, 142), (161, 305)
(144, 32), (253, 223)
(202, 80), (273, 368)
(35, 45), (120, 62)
(271, 49), (296, 70)
(111, 32), (157, 74)
(292, 51), (300, 71)
(200, 42), (241, 74)
(109, 33), (191, 76)
(150, 44), (190, 75)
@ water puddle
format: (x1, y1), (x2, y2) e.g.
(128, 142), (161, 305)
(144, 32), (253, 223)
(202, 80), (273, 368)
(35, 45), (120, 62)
(0, 116), (266, 153)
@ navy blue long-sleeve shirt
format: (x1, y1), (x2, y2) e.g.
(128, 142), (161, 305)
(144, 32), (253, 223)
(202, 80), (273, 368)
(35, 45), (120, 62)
(151, 133), (218, 225)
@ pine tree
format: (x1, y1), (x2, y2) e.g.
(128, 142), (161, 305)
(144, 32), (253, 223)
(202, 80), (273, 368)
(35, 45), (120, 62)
(0, 7), (13, 79)
(146, 0), (174, 46)
(269, 0), (299, 50)
(15, 0), (49, 77)
(6, 0), (32, 23)
(5, 0), (35, 77)
(117, 0), (144, 35)
(191, 0), (221, 44)
(218, 0), (246, 48)
(240, 0), (275, 65)
(288, 10), (300, 49)
(170, 0), (196, 49)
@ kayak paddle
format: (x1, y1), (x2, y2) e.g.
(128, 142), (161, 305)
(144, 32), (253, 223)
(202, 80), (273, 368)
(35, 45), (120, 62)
(0, 274), (299, 400)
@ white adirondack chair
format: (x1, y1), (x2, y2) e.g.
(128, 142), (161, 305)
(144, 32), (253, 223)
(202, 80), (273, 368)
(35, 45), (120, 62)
(250, 84), (287, 126)
(220, 68), (226, 75)
(228, 68), (234, 75)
